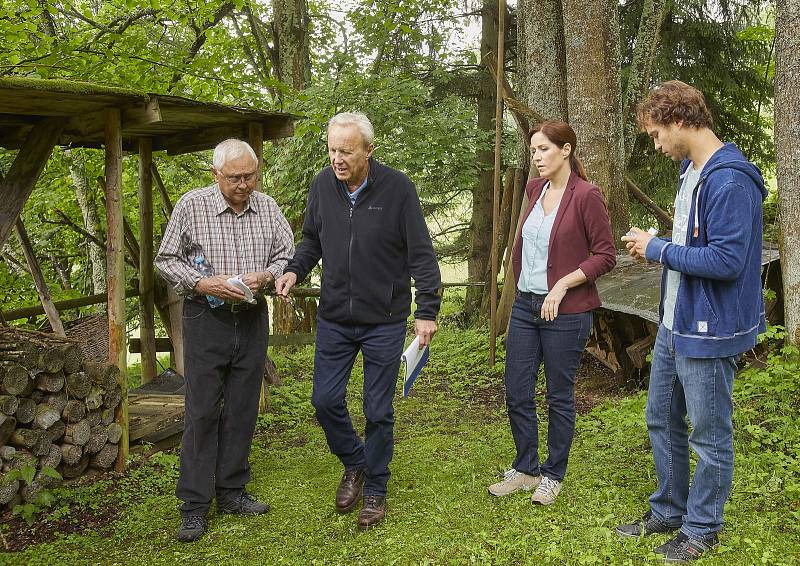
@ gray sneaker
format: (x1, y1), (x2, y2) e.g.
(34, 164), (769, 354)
(488, 469), (542, 496)
(531, 476), (561, 505)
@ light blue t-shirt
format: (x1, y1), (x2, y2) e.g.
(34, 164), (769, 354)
(663, 164), (704, 330)
(518, 183), (560, 294)
(347, 177), (368, 205)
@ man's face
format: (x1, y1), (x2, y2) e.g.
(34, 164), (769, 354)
(327, 124), (373, 188)
(644, 121), (688, 161)
(212, 154), (258, 210)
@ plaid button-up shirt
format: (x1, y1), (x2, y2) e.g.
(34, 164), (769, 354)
(155, 184), (295, 296)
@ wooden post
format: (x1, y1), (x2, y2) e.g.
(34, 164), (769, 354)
(248, 122), (264, 192)
(14, 219), (66, 336)
(489, 0), (506, 366)
(138, 138), (157, 384)
(0, 118), (65, 250)
(104, 108), (128, 471)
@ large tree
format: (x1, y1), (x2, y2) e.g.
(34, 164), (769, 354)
(775, 0), (800, 345)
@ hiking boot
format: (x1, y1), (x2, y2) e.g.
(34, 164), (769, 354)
(357, 495), (387, 530)
(530, 476), (561, 505)
(488, 469), (542, 496)
(177, 515), (207, 542)
(615, 510), (680, 538)
(217, 491), (270, 515)
(336, 467), (365, 513)
(654, 531), (719, 563)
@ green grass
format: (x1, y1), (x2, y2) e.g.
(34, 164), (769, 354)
(3, 327), (798, 565)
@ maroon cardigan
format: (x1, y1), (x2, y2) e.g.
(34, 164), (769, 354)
(511, 172), (616, 313)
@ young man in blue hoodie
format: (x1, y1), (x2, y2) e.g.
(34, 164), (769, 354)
(615, 81), (767, 563)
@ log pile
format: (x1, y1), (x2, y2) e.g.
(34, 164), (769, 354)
(0, 327), (123, 509)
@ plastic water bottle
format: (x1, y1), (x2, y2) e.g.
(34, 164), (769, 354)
(194, 255), (224, 308)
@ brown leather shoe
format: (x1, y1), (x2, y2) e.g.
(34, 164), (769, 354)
(335, 468), (365, 513)
(357, 495), (386, 530)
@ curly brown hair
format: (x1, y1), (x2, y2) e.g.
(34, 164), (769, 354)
(636, 80), (714, 130)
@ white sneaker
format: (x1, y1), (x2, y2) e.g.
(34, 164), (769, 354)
(488, 469), (542, 496)
(531, 476), (561, 505)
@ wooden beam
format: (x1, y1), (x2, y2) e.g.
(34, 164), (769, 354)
(128, 332), (317, 353)
(104, 107), (129, 471)
(0, 117), (65, 250)
(162, 118), (294, 155)
(625, 176), (673, 229)
(1, 287), (139, 321)
(62, 99), (163, 140)
(13, 219), (66, 336)
(98, 176), (141, 267)
(138, 138), (157, 384)
(489, 0), (506, 367)
(248, 122), (264, 192)
(151, 163), (174, 218)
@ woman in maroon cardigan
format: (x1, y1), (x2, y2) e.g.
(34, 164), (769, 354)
(488, 120), (616, 505)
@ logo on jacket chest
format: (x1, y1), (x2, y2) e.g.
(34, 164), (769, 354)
(367, 205), (383, 211)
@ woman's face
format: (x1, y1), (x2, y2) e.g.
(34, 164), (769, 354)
(530, 131), (570, 180)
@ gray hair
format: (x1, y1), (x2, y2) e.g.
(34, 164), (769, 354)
(212, 139), (258, 170)
(328, 112), (374, 146)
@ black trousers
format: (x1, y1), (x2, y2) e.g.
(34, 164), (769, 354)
(176, 298), (268, 516)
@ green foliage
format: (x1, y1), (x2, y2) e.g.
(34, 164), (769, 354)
(5, 465), (63, 526)
(621, 0), (775, 228)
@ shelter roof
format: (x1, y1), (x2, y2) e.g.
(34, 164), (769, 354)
(0, 77), (296, 154)
(597, 247), (781, 324)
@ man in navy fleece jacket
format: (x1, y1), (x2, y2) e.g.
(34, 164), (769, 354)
(615, 81), (767, 564)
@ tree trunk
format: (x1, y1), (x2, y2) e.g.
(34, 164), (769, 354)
(562, 0), (629, 245)
(465, 0), (499, 319)
(622, 0), (668, 168)
(517, 0), (568, 123)
(67, 149), (106, 294)
(775, 0), (800, 345)
(272, 0), (311, 90)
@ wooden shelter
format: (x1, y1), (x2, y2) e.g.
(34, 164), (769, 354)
(0, 77), (296, 470)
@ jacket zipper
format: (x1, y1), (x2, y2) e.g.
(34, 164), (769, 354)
(348, 204), (354, 321)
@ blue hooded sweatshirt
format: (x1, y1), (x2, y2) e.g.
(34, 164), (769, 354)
(645, 142), (767, 358)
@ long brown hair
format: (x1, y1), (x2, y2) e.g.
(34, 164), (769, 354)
(529, 120), (588, 181)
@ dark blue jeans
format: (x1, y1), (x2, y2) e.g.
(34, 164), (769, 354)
(504, 292), (592, 481)
(311, 316), (407, 497)
(647, 324), (737, 538)
(177, 298), (269, 516)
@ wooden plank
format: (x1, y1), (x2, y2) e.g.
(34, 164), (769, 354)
(138, 137), (157, 384)
(14, 219), (66, 336)
(105, 107), (129, 471)
(1, 287), (139, 321)
(128, 332), (317, 353)
(0, 117), (65, 249)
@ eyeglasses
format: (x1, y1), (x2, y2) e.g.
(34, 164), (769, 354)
(219, 172), (258, 184)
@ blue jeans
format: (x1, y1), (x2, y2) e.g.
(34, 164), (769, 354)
(311, 316), (407, 497)
(504, 292), (592, 481)
(647, 324), (737, 538)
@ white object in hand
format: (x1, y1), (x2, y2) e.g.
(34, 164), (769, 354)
(227, 276), (256, 303)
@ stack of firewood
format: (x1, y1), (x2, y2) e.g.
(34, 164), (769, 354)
(0, 327), (123, 509)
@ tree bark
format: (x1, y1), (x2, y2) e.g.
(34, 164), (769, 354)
(272, 0), (311, 90)
(516, 0), (568, 123)
(622, 0), (668, 168)
(562, 0), (629, 245)
(775, 0), (800, 345)
(67, 149), (106, 294)
(465, 0), (499, 319)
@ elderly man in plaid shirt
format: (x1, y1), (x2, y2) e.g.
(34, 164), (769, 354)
(155, 138), (294, 542)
